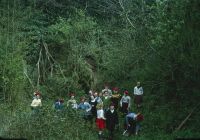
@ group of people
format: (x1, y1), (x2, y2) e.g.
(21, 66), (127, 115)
(30, 82), (144, 140)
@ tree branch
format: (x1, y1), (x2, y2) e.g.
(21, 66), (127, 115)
(119, 0), (136, 29)
(36, 48), (42, 88)
(175, 105), (199, 131)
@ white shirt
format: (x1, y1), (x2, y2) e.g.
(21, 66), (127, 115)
(97, 109), (105, 119)
(134, 86), (143, 95)
(31, 99), (42, 107)
(120, 95), (131, 107)
(102, 88), (112, 96)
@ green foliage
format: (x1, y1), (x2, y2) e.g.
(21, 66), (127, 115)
(0, 0), (200, 139)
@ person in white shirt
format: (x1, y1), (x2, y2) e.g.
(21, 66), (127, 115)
(31, 93), (42, 114)
(133, 82), (143, 108)
(120, 91), (131, 116)
(96, 103), (106, 139)
(102, 85), (112, 99)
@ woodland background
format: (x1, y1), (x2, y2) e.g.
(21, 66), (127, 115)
(0, 0), (200, 140)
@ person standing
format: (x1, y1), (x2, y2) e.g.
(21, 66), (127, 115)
(134, 82), (143, 108)
(102, 85), (112, 99)
(96, 103), (106, 139)
(105, 103), (119, 140)
(89, 95), (97, 119)
(31, 93), (42, 114)
(120, 90), (131, 116)
(78, 97), (92, 121)
(67, 93), (78, 109)
(111, 87), (121, 110)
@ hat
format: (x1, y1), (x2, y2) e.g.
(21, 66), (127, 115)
(35, 92), (41, 96)
(124, 90), (129, 95)
(113, 87), (119, 91)
(136, 114), (144, 121)
(34, 91), (40, 95)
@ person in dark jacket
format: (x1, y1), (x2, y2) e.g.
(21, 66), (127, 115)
(105, 103), (119, 140)
(89, 95), (97, 118)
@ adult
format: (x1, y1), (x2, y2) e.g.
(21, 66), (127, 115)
(120, 91), (131, 116)
(123, 112), (144, 136)
(134, 82), (143, 108)
(105, 103), (119, 140)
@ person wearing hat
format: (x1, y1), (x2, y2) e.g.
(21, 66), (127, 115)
(33, 90), (40, 99)
(123, 112), (144, 136)
(120, 90), (131, 116)
(111, 87), (121, 110)
(133, 82), (143, 108)
(96, 103), (106, 139)
(55, 99), (64, 111)
(105, 103), (119, 140)
(67, 93), (78, 109)
(31, 93), (42, 114)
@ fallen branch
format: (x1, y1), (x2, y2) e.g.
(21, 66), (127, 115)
(175, 105), (198, 131)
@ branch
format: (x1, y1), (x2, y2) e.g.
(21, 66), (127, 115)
(36, 48), (42, 88)
(22, 59), (35, 89)
(175, 105), (198, 131)
(119, 0), (136, 29)
(43, 42), (67, 82)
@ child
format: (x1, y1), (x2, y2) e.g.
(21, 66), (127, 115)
(78, 97), (92, 121)
(67, 93), (78, 109)
(120, 90), (131, 116)
(111, 87), (121, 110)
(31, 93), (42, 114)
(54, 99), (64, 110)
(96, 103), (106, 139)
(123, 112), (144, 136)
(89, 95), (97, 118)
(105, 103), (119, 140)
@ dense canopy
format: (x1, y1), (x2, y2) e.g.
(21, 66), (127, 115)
(0, 0), (200, 140)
